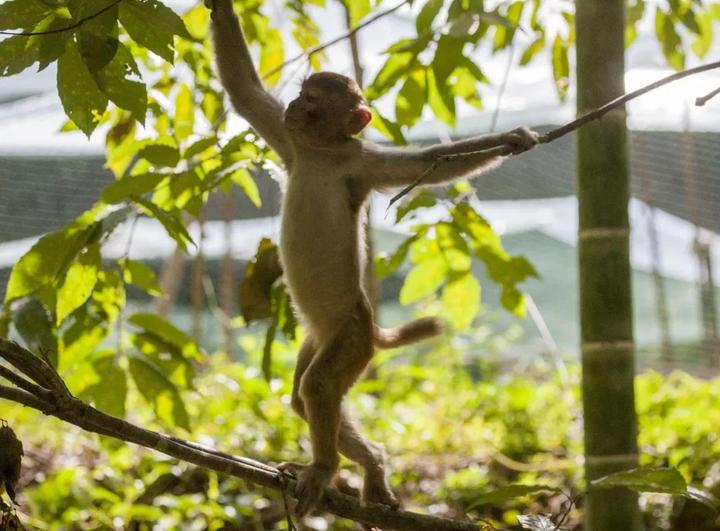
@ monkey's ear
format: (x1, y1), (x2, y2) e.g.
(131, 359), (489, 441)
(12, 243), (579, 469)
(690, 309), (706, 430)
(345, 106), (372, 136)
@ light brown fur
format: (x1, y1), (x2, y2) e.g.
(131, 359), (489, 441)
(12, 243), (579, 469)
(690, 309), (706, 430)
(209, 0), (539, 517)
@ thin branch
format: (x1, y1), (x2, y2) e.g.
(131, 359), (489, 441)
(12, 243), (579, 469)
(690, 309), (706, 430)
(262, 0), (409, 80)
(388, 60), (720, 207)
(0, 339), (481, 531)
(695, 85), (720, 106)
(0, 0), (123, 36)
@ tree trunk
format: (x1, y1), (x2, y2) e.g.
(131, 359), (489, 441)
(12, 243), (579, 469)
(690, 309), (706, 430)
(576, 0), (642, 529)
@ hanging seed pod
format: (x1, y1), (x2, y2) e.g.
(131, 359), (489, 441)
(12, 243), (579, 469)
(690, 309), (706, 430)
(0, 424), (23, 503)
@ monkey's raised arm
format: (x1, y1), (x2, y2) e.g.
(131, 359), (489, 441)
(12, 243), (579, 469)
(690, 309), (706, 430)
(357, 128), (537, 190)
(210, 0), (293, 166)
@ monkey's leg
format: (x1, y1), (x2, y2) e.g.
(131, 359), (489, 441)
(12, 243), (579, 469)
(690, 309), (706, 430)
(293, 310), (375, 516)
(338, 412), (399, 509)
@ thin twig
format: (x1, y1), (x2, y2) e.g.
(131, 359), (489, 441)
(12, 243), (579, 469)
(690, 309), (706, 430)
(261, 0), (409, 80)
(0, 338), (482, 531)
(695, 85), (720, 106)
(0, 0), (123, 36)
(388, 60), (720, 207)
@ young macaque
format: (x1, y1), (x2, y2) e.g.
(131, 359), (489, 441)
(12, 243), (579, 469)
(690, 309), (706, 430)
(208, 0), (539, 517)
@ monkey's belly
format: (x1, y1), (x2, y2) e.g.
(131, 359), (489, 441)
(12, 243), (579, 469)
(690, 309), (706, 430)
(280, 218), (362, 339)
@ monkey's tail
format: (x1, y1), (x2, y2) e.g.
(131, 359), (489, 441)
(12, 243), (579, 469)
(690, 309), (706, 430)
(373, 317), (442, 349)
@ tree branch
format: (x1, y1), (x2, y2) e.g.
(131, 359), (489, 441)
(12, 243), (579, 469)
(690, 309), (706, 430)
(0, 0), (123, 36)
(696, 85), (720, 106)
(388, 60), (720, 207)
(261, 0), (409, 80)
(0, 338), (481, 531)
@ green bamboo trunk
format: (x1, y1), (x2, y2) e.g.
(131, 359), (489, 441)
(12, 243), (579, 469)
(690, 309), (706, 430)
(575, 0), (642, 529)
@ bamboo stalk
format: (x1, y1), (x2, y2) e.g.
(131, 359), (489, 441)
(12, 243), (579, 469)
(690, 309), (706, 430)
(575, 0), (641, 529)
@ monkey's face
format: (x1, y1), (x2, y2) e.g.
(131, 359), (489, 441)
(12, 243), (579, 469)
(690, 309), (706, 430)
(284, 73), (371, 146)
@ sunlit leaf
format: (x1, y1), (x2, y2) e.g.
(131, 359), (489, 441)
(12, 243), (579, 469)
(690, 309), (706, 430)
(57, 38), (108, 136)
(239, 238), (283, 323)
(259, 28), (284, 86)
(442, 273), (480, 330)
(591, 467), (686, 494)
(371, 108), (407, 145)
(12, 298), (56, 358)
(427, 68), (455, 126)
(139, 143), (180, 167)
(128, 312), (202, 360)
(119, 0), (190, 63)
(102, 172), (168, 204)
(551, 34), (569, 101)
(396, 70), (426, 127)
(400, 256), (448, 305)
(416, 0), (444, 34)
(94, 42), (147, 122)
(230, 168), (261, 207)
(120, 259), (162, 296)
(56, 243), (100, 325)
(129, 356), (190, 429)
(468, 484), (562, 509)
(134, 197), (194, 251)
(85, 354), (127, 418)
(174, 83), (194, 141)
(92, 269), (125, 322)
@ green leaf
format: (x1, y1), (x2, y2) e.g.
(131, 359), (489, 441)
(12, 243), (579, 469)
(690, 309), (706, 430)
(0, 35), (39, 77)
(519, 34), (545, 66)
(56, 243), (100, 325)
(128, 312), (202, 360)
(57, 38), (108, 136)
(102, 173), (167, 204)
(134, 197), (194, 251)
(35, 17), (72, 71)
(120, 259), (162, 296)
(432, 35), (465, 87)
(0, 0), (49, 30)
(85, 354), (127, 418)
(591, 467), (687, 495)
(119, 0), (190, 63)
(690, 11), (713, 58)
(365, 53), (416, 100)
(185, 136), (217, 159)
(427, 68), (455, 126)
(400, 256), (448, 305)
(396, 71), (427, 127)
(416, 0), (444, 34)
(5, 223), (98, 303)
(655, 8), (684, 70)
(551, 34), (569, 101)
(436, 222), (471, 272)
(442, 273), (480, 330)
(92, 269), (125, 322)
(344, 0), (371, 25)
(259, 28), (284, 86)
(139, 144), (180, 167)
(174, 83), (194, 141)
(468, 484), (562, 509)
(501, 285), (526, 317)
(230, 168), (261, 207)
(12, 298), (56, 358)
(370, 109), (407, 146)
(129, 356), (190, 429)
(94, 42), (147, 121)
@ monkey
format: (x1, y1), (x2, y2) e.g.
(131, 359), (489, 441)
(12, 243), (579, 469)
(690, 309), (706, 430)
(208, 0), (539, 517)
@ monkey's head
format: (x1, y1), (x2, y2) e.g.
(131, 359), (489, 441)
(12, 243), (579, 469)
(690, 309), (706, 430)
(284, 72), (372, 145)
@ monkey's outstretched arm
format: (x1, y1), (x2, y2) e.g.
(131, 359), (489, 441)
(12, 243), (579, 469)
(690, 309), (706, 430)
(209, 0), (293, 166)
(358, 128), (538, 190)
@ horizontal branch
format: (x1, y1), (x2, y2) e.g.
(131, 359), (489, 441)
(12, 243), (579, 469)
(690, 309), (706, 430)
(0, 338), (481, 531)
(388, 60), (720, 207)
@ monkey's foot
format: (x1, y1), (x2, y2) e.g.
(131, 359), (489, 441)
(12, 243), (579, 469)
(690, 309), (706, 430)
(276, 461), (307, 478)
(286, 463), (336, 517)
(363, 476), (400, 510)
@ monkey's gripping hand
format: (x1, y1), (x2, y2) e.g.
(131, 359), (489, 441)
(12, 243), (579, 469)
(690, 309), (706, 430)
(501, 126), (541, 155)
(204, 0), (231, 11)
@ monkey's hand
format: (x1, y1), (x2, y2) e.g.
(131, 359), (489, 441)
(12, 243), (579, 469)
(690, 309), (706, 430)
(501, 126), (540, 155)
